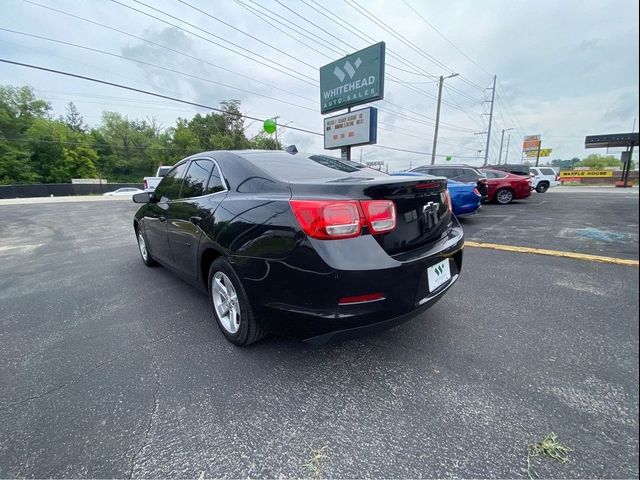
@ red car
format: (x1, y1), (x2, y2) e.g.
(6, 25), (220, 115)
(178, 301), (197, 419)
(480, 169), (532, 204)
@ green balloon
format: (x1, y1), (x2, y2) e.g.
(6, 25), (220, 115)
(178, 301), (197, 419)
(446, 155), (453, 162)
(263, 118), (277, 134)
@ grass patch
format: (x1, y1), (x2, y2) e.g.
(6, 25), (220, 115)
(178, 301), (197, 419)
(526, 432), (573, 479)
(303, 445), (329, 479)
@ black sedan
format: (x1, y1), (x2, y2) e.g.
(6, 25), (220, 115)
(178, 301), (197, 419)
(132, 151), (464, 346)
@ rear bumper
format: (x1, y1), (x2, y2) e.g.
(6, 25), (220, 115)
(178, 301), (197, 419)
(238, 222), (464, 342)
(305, 272), (460, 345)
(515, 186), (532, 199)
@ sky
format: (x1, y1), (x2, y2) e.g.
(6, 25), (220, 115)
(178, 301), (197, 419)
(1, 0), (638, 171)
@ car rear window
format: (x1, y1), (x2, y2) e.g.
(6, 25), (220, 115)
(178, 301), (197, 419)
(540, 168), (556, 175)
(241, 152), (389, 181)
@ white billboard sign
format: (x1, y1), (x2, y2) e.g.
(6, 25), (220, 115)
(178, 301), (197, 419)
(323, 107), (378, 150)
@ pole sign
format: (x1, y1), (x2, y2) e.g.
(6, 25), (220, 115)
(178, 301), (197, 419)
(323, 107), (378, 150)
(525, 148), (552, 158)
(522, 135), (541, 151)
(320, 42), (385, 114)
(559, 170), (613, 178)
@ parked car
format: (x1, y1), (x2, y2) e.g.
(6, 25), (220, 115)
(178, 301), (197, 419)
(480, 169), (532, 204)
(132, 151), (464, 346)
(143, 165), (173, 191)
(102, 187), (144, 197)
(529, 167), (559, 193)
(392, 172), (481, 216)
(484, 164), (531, 176)
(409, 165), (488, 201)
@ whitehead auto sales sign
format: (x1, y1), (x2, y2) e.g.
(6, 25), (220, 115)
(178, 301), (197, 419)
(320, 42), (386, 114)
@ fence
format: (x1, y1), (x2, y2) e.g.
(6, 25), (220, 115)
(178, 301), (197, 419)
(0, 183), (144, 199)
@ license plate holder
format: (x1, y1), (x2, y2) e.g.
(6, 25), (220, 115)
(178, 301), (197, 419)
(427, 259), (451, 292)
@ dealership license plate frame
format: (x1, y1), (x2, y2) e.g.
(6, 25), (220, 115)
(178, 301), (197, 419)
(427, 259), (451, 292)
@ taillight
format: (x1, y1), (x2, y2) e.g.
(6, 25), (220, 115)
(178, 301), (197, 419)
(289, 200), (361, 239)
(473, 187), (481, 196)
(289, 199), (397, 239)
(444, 191), (452, 212)
(143, 179), (148, 190)
(361, 200), (396, 233)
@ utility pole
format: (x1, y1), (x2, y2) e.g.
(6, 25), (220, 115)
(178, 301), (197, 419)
(431, 73), (459, 165)
(483, 75), (496, 166)
(504, 134), (511, 164)
(497, 127), (514, 165)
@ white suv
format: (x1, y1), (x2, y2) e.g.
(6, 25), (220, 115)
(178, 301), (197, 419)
(529, 167), (559, 193)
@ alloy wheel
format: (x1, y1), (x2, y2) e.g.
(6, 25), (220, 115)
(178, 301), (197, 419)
(212, 272), (241, 334)
(137, 232), (148, 261)
(496, 189), (513, 204)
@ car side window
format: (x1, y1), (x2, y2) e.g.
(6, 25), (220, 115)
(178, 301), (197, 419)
(455, 169), (477, 182)
(483, 171), (497, 178)
(540, 168), (555, 175)
(154, 162), (188, 201)
(530, 168), (539, 175)
(431, 168), (450, 177)
(207, 163), (226, 194)
(180, 159), (214, 198)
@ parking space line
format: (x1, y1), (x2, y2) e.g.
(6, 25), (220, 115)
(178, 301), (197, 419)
(465, 241), (639, 267)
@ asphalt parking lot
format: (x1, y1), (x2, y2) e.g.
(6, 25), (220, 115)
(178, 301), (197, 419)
(0, 187), (638, 478)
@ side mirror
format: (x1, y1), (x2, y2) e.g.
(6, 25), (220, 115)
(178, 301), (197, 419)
(133, 191), (152, 204)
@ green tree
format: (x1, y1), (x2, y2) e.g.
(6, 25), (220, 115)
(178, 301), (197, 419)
(578, 154), (622, 169)
(551, 158), (579, 169)
(0, 141), (38, 184)
(26, 118), (98, 182)
(0, 85), (50, 138)
(249, 134), (280, 150)
(62, 101), (87, 132)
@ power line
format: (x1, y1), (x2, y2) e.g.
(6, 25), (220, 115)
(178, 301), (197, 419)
(0, 58), (479, 160)
(0, 58), (321, 135)
(237, 0), (483, 117)
(109, 0), (318, 86)
(0, 28), (318, 112)
(234, 0), (346, 57)
(14, 2), (485, 148)
(232, 0), (337, 59)
(401, 0), (493, 78)
(173, 0), (318, 70)
(22, 0), (317, 104)
(343, 0), (485, 91)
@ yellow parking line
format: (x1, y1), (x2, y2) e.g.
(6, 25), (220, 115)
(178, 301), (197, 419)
(465, 241), (639, 267)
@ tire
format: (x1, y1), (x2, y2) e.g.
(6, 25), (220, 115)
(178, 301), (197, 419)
(136, 226), (158, 267)
(536, 182), (549, 193)
(208, 257), (265, 346)
(495, 188), (514, 204)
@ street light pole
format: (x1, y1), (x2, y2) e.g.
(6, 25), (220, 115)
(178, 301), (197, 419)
(498, 127), (514, 165)
(504, 133), (511, 164)
(431, 73), (459, 165)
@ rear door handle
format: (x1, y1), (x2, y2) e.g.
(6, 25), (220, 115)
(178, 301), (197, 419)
(159, 216), (166, 223)
(189, 216), (202, 225)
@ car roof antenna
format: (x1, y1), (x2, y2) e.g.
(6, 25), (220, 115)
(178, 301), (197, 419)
(284, 144), (298, 154)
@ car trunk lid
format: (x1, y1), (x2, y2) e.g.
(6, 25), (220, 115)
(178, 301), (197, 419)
(289, 176), (451, 255)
